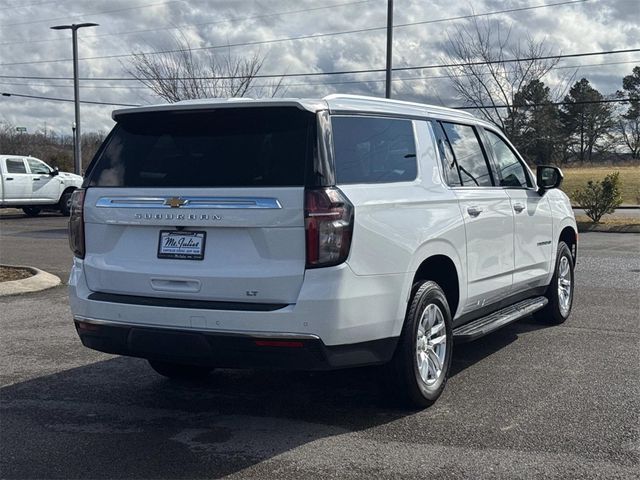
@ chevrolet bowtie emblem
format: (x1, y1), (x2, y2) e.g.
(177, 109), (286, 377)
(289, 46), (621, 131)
(164, 197), (188, 208)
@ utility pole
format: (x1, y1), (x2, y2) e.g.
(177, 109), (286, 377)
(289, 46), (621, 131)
(50, 22), (98, 176)
(385, 0), (393, 99)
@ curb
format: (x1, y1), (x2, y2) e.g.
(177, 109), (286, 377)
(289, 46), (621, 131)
(0, 265), (61, 297)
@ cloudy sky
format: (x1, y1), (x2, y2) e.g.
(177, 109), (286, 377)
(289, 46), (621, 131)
(0, 0), (638, 135)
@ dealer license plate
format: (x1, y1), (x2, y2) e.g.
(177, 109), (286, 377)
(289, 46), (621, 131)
(158, 231), (206, 260)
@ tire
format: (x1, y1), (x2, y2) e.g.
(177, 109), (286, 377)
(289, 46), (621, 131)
(22, 206), (42, 217)
(59, 191), (73, 216)
(536, 241), (575, 325)
(147, 360), (213, 380)
(384, 280), (453, 408)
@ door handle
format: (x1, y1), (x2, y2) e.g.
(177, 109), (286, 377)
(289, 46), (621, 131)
(467, 206), (483, 217)
(5, 177), (13, 181)
(513, 203), (525, 213)
(32, 177), (41, 181)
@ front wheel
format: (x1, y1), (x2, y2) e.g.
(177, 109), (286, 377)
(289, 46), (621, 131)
(148, 360), (213, 380)
(536, 241), (574, 324)
(59, 191), (73, 216)
(384, 280), (453, 408)
(22, 206), (42, 217)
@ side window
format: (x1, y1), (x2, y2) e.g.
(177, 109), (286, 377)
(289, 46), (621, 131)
(27, 159), (51, 175)
(332, 116), (417, 184)
(431, 121), (462, 187)
(441, 122), (493, 187)
(5, 159), (27, 174)
(484, 130), (531, 188)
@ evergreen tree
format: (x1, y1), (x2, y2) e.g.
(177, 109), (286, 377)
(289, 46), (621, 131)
(509, 80), (561, 165)
(560, 78), (615, 163)
(616, 66), (640, 159)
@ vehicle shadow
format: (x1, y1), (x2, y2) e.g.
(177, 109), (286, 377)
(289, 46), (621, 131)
(0, 357), (406, 479)
(0, 210), (63, 220)
(0, 317), (553, 479)
(450, 316), (555, 377)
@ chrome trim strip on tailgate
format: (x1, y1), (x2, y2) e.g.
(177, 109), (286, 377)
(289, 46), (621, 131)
(95, 196), (282, 209)
(87, 291), (288, 312)
(74, 315), (320, 340)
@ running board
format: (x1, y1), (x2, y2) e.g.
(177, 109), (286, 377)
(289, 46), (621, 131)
(453, 296), (548, 343)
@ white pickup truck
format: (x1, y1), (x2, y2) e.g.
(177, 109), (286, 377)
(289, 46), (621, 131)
(0, 154), (83, 216)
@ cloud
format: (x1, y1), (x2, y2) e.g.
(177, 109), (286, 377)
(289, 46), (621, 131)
(0, 0), (637, 134)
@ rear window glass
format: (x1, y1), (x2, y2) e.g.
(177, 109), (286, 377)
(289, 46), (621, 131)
(332, 116), (417, 184)
(87, 107), (315, 188)
(5, 159), (27, 174)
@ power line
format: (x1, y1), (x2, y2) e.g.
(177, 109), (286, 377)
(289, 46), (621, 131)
(1, 90), (631, 110)
(456, 98), (633, 110)
(3, 58), (637, 90)
(258, 59), (640, 88)
(0, 0), (373, 47)
(0, 0), (180, 27)
(0, 92), (139, 106)
(0, 0), (588, 67)
(1, 47), (636, 81)
(0, 0), (58, 11)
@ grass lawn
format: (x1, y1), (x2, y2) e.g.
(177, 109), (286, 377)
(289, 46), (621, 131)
(575, 214), (640, 226)
(561, 165), (640, 205)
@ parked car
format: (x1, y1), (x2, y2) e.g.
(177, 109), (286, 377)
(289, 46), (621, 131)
(0, 155), (83, 216)
(68, 95), (577, 407)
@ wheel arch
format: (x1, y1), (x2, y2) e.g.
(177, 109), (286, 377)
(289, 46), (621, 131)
(396, 238), (465, 337)
(559, 225), (578, 262)
(411, 255), (460, 320)
(61, 186), (78, 198)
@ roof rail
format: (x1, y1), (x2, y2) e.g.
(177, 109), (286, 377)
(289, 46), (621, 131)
(322, 94), (475, 119)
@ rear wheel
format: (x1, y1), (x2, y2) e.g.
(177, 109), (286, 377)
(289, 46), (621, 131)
(59, 191), (73, 216)
(536, 241), (574, 324)
(22, 206), (42, 217)
(148, 360), (213, 380)
(385, 280), (453, 408)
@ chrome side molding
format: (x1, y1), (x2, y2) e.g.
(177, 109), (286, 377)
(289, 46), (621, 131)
(96, 196), (282, 209)
(74, 316), (320, 340)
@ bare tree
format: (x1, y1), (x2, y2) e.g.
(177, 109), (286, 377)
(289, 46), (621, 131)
(125, 35), (285, 102)
(442, 17), (560, 136)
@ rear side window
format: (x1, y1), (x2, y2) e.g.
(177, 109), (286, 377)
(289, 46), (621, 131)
(5, 159), (27, 174)
(332, 116), (417, 184)
(87, 107), (315, 188)
(441, 123), (493, 187)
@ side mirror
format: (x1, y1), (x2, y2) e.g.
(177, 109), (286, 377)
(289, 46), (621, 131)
(50, 167), (59, 177)
(536, 165), (563, 194)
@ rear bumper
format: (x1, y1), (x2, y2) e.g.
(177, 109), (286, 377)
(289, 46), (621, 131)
(74, 317), (397, 370)
(69, 257), (409, 367)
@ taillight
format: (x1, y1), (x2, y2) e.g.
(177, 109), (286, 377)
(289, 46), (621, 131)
(304, 187), (354, 268)
(68, 189), (85, 259)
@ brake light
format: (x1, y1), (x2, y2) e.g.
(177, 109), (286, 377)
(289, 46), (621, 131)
(304, 187), (354, 268)
(68, 189), (86, 259)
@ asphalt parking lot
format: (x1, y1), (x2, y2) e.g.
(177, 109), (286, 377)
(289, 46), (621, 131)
(1, 212), (638, 479)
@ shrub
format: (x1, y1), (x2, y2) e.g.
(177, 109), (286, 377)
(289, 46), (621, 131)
(572, 172), (623, 223)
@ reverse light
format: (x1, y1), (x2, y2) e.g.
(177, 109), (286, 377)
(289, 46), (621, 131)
(68, 188), (86, 259)
(304, 187), (354, 268)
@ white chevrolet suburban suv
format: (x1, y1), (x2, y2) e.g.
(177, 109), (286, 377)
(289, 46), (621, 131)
(68, 95), (577, 407)
(0, 154), (83, 216)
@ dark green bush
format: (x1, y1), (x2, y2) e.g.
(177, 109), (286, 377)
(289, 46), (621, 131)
(573, 172), (623, 223)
